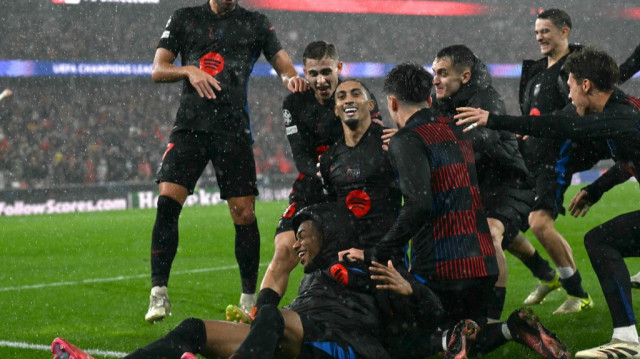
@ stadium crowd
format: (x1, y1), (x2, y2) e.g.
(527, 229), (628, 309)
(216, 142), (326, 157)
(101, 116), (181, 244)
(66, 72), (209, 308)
(0, 78), (295, 189)
(1, 1), (640, 191)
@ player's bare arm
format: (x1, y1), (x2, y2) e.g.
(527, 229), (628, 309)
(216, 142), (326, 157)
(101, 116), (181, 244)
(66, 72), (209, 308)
(270, 49), (309, 93)
(151, 48), (222, 100)
(454, 106), (490, 131)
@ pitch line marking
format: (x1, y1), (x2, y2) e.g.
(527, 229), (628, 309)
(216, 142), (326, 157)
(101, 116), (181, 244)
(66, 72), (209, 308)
(0, 340), (128, 357)
(0, 263), (268, 292)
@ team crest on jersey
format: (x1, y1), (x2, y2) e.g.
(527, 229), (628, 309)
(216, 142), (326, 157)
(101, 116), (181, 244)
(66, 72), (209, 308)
(283, 109), (292, 126)
(346, 164), (361, 181)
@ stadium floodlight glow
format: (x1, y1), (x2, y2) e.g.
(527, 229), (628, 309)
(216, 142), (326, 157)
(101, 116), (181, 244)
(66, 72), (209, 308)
(244, 0), (489, 16)
(51, 0), (159, 4)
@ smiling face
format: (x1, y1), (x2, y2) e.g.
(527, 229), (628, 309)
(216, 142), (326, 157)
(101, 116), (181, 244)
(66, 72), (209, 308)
(293, 220), (324, 273)
(304, 56), (342, 104)
(334, 80), (373, 130)
(534, 18), (568, 58)
(432, 57), (468, 100)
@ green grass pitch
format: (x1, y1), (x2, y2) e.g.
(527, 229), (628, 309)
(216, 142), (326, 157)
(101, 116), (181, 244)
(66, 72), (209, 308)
(1, 183), (639, 358)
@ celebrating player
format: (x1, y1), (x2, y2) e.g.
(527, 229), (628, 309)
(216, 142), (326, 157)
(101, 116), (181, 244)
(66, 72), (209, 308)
(518, 8), (605, 314)
(144, 0), (308, 324)
(456, 47), (640, 358)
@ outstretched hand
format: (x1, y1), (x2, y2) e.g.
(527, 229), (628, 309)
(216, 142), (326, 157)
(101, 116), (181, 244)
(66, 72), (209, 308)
(568, 189), (593, 217)
(369, 260), (413, 296)
(454, 107), (490, 132)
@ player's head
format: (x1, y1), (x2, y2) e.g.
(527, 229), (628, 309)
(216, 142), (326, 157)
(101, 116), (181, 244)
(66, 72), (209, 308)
(334, 79), (374, 131)
(432, 45), (475, 100)
(564, 47), (619, 115)
(211, 0), (237, 14)
(292, 203), (354, 273)
(303, 41), (343, 105)
(535, 9), (571, 57)
(384, 62), (433, 128)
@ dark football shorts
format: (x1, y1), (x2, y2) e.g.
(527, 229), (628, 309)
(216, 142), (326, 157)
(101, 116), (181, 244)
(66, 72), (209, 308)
(530, 167), (567, 218)
(481, 184), (535, 248)
(156, 130), (258, 200)
(530, 139), (608, 218)
(275, 175), (327, 235)
(298, 314), (358, 359)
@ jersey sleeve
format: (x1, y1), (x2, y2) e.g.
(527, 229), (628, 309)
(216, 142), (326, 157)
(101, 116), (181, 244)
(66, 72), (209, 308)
(620, 43), (640, 84)
(157, 9), (184, 56)
(583, 162), (633, 204)
(318, 149), (337, 200)
(487, 111), (640, 141)
(257, 13), (283, 62)
(283, 96), (318, 176)
(365, 132), (433, 263)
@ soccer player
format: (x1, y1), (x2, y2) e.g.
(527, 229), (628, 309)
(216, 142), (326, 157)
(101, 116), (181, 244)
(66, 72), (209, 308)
(144, 0), (308, 323)
(226, 42), (382, 323)
(431, 44), (554, 322)
(341, 63), (569, 359)
(455, 47), (640, 358)
(319, 79), (401, 249)
(518, 8), (604, 313)
(53, 202), (392, 359)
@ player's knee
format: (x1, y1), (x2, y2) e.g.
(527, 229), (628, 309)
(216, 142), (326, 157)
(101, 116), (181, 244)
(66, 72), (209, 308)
(255, 304), (284, 334)
(168, 317), (207, 350)
(528, 213), (552, 238)
(230, 207), (256, 225)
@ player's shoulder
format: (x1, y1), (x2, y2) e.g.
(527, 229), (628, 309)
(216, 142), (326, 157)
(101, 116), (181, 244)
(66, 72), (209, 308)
(235, 5), (269, 22)
(283, 89), (315, 108)
(173, 4), (203, 18)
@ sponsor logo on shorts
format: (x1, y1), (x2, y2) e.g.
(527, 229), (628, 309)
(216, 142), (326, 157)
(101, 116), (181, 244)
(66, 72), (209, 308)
(161, 30), (170, 39)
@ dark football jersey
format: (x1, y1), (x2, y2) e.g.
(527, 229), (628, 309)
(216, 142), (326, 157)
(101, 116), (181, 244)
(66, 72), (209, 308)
(282, 86), (382, 209)
(319, 123), (401, 248)
(158, 3), (283, 142)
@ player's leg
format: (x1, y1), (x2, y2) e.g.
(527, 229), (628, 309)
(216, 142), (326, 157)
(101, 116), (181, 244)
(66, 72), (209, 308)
(226, 204), (302, 324)
(529, 208), (592, 314)
(147, 131), (209, 323)
(226, 195), (260, 311)
(576, 211), (640, 358)
(214, 135), (261, 312)
(486, 217), (508, 323)
(507, 233), (560, 305)
(227, 306), (304, 359)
